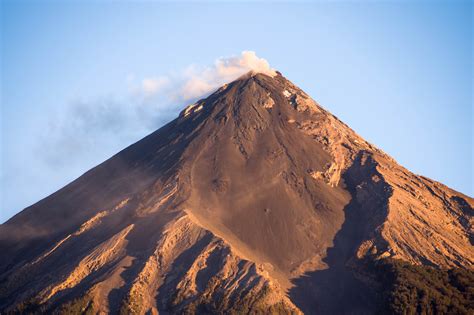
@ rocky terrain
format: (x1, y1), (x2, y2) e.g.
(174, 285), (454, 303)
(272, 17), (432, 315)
(0, 71), (472, 314)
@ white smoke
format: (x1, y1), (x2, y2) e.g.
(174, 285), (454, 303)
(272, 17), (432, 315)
(40, 51), (275, 168)
(179, 50), (277, 100)
(140, 50), (276, 101)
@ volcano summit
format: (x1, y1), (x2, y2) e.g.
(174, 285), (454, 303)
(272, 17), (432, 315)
(0, 72), (472, 314)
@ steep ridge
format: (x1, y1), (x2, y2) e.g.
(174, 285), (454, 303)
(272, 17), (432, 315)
(0, 71), (472, 314)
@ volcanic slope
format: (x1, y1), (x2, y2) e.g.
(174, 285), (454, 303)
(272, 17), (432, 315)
(0, 72), (472, 314)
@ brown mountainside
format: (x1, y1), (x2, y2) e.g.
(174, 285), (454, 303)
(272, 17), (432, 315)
(0, 72), (472, 314)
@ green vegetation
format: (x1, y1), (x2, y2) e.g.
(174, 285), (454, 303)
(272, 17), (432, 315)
(54, 296), (95, 315)
(8, 298), (43, 314)
(6, 294), (94, 315)
(368, 259), (473, 315)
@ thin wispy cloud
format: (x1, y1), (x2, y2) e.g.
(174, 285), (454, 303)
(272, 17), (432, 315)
(141, 77), (169, 96)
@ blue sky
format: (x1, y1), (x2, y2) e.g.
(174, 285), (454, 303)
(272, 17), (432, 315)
(1, 1), (472, 223)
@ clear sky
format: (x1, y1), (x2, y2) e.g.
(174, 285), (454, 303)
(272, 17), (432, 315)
(1, 1), (472, 223)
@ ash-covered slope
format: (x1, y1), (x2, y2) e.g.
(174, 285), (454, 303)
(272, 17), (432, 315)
(0, 72), (472, 314)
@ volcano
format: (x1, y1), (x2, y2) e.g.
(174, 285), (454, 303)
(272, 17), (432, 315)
(1, 71), (472, 314)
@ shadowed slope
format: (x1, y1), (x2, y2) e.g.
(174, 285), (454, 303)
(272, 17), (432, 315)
(289, 152), (389, 314)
